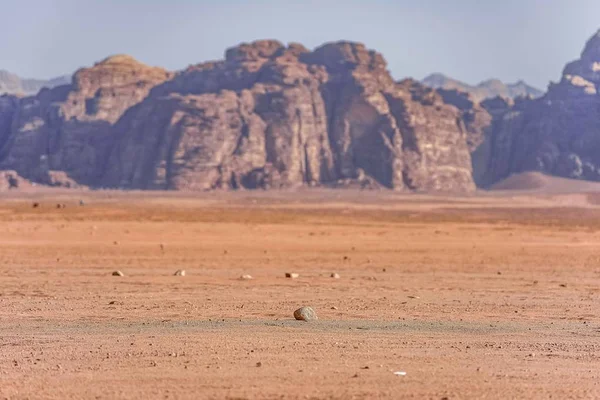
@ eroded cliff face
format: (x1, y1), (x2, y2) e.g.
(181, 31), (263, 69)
(0, 41), (479, 192)
(478, 30), (600, 186)
(103, 41), (477, 191)
(0, 55), (172, 186)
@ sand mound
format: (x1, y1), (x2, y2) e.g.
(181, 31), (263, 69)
(490, 172), (600, 193)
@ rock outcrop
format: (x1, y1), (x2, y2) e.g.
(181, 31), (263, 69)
(102, 41), (476, 191)
(0, 170), (32, 191)
(0, 41), (483, 192)
(478, 29), (600, 186)
(0, 55), (172, 186)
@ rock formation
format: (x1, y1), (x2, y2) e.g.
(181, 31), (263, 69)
(0, 170), (31, 191)
(0, 55), (172, 187)
(0, 40), (480, 192)
(477, 29), (600, 186)
(102, 41), (476, 191)
(8, 31), (600, 191)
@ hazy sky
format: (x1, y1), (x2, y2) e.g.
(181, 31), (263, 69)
(1, 0), (600, 89)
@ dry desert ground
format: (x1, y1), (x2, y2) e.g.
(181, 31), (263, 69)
(0, 189), (599, 399)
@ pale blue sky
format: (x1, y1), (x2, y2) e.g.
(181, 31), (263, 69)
(1, 0), (599, 89)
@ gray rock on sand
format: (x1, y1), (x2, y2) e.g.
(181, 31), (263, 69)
(240, 274), (253, 280)
(112, 271), (124, 276)
(331, 273), (341, 279)
(294, 306), (318, 321)
(174, 270), (186, 276)
(285, 273), (300, 279)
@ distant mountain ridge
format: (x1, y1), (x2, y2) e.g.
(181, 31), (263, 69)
(422, 73), (543, 101)
(0, 70), (70, 96)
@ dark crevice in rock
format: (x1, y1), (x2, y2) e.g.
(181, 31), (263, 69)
(233, 117), (250, 157)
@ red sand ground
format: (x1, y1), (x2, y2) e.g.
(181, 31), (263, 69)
(0, 190), (599, 399)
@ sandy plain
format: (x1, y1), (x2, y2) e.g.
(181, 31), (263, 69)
(0, 189), (599, 399)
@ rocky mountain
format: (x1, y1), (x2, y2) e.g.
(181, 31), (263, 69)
(8, 30), (600, 194)
(0, 54), (173, 188)
(0, 70), (70, 96)
(422, 73), (543, 102)
(476, 29), (600, 187)
(0, 42), (484, 192)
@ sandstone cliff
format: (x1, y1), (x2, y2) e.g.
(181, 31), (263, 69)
(0, 55), (172, 187)
(0, 41), (484, 192)
(478, 29), (600, 186)
(102, 41), (477, 191)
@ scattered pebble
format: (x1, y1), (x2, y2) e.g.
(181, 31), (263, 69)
(393, 371), (407, 376)
(174, 270), (186, 276)
(256, 362), (262, 367)
(331, 306), (338, 310)
(240, 274), (253, 280)
(32, 202), (40, 208)
(294, 306), (318, 321)
(559, 284), (567, 288)
(407, 295), (420, 299)
(112, 271), (124, 277)
(331, 273), (341, 279)
(285, 273), (300, 279)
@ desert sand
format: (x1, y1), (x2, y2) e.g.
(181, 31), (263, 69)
(1, 189), (599, 399)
